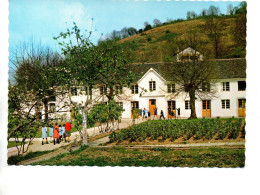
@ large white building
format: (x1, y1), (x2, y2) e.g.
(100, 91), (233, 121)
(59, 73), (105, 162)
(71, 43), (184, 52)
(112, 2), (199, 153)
(41, 48), (246, 120)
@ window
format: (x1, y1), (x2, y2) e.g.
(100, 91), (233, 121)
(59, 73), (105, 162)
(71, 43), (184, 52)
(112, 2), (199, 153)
(202, 100), (211, 110)
(222, 82), (230, 91)
(131, 84), (138, 94)
(49, 103), (56, 113)
(222, 100), (230, 109)
(71, 87), (77, 96)
(115, 85), (123, 95)
(49, 95), (56, 102)
(185, 100), (191, 110)
(116, 102), (123, 108)
(100, 86), (107, 95)
(238, 99), (246, 108)
(149, 81), (156, 91)
(202, 82), (210, 92)
(168, 101), (176, 110)
(131, 101), (139, 109)
(238, 81), (246, 91)
(167, 84), (175, 93)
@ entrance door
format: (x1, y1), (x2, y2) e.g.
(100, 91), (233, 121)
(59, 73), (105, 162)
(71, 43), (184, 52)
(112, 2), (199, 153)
(149, 99), (156, 115)
(131, 101), (139, 119)
(202, 100), (211, 118)
(238, 99), (246, 117)
(168, 101), (176, 118)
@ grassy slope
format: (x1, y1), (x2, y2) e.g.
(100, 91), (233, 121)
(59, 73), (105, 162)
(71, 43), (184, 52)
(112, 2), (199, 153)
(120, 17), (237, 62)
(32, 146), (245, 167)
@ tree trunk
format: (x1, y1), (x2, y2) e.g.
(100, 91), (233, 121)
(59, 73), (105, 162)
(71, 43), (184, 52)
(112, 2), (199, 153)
(189, 88), (197, 119)
(215, 36), (219, 59)
(107, 87), (114, 102)
(82, 106), (88, 145)
(43, 99), (48, 123)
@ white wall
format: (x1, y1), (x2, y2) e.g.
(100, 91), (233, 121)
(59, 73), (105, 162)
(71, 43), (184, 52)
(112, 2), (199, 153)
(39, 69), (246, 120)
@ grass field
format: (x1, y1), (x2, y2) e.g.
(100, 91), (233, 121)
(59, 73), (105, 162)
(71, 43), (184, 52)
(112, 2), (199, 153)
(32, 145), (245, 167)
(8, 150), (54, 165)
(8, 141), (28, 148)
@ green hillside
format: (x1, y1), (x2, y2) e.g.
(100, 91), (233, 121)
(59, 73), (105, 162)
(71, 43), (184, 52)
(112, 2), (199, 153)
(119, 16), (245, 63)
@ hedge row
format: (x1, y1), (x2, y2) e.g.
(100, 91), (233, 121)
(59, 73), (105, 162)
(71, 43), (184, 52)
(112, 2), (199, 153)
(109, 118), (245, 143)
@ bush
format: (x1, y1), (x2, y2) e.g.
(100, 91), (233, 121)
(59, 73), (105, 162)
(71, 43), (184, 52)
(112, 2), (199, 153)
(147, 36), (152, 42)
(109, 118), (245, 143)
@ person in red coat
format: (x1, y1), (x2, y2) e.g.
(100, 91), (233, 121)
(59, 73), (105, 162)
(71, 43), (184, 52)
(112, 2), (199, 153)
(65, 121), (72, 143)
(53, 123), (60, 145)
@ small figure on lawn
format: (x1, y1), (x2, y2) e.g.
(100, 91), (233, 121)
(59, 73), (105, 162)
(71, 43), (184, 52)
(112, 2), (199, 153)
(65, 121), (72, 143)
(53, 123), (60, 145)
(144, 108), (148, 119)
(58, 124), (63, 143)
(41, 123), (49, 145)
(154, 107), (158, 119)
(177, 107), (181, 119)
(171, 110), (175, 119)
(61, 123), (65, 142)
(160, 110), (165, 120)
(48, 122), (53, 143)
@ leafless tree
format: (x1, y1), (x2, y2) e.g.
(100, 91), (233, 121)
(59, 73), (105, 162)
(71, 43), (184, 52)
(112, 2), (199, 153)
(165, 35), (219, 118)
(203, 18), (227, 58)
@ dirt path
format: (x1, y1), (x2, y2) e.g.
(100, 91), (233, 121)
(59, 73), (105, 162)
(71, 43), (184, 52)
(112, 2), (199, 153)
(98, 142), (245, 149)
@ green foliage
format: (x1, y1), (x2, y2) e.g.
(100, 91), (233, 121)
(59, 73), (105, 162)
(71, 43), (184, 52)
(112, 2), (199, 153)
(156, 33), (178, 42)
(88, 100), (124, 133)
(147, 36), (152, 42)
(109, 118), (245, 143)
(74, 112), (83, 131)
(8, 150), (53, 165)
(132, 108), (141, 120)
(33, 146), (245, 167)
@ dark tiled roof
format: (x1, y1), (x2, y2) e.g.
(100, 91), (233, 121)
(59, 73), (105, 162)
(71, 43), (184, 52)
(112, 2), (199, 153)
(130, 58), (246, 82)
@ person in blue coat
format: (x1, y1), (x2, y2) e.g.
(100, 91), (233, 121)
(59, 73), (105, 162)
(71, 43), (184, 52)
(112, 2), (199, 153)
(58, 124), (63, 142)
(48, 122), (53, 143)
(61, 123), (65, 142)
(42, 124), (49, 145)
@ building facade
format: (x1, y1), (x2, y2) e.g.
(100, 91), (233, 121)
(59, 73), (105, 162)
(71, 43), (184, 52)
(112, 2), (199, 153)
(37, 49), (246, 120)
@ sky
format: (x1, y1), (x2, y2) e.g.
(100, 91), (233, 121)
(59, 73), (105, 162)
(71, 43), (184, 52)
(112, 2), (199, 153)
(9, 0), (242, 53)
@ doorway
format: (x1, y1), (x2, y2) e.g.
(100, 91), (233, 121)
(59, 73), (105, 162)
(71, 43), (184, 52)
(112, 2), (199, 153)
(202, 100), (211, 118)
(168, 101), (176, 118)
(149, 99), (156, 115)
(238, 99), (246, 117)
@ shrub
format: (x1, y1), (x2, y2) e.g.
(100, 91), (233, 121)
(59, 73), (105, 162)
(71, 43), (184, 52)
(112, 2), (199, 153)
(109, 118), (245, 143)
(147, 36), (152, 42)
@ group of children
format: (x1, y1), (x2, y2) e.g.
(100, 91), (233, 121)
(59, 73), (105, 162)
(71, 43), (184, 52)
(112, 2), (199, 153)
(41, 121), (72, 145)
(140, 107), (181, 120)
(140, 107), (165, 120)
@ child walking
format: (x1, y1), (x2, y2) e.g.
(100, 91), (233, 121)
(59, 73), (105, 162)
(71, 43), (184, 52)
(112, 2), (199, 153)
(41, 124), (49, 145)
(53, 123), (60, 145)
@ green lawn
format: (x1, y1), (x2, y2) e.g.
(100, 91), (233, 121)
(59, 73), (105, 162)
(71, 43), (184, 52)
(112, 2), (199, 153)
(8, 150), (54, 165)
(8, 141), (28, 148)
(31, 146), (245, 167)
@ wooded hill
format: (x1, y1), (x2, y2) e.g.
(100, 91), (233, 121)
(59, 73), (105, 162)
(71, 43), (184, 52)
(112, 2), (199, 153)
(118, 15), (246, 63)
